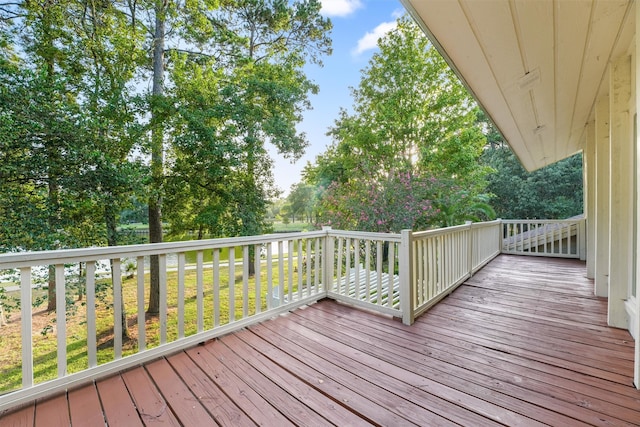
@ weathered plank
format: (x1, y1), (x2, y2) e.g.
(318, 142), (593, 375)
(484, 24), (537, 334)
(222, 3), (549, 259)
(68, 384), (104, 427)
(95, 375), (143, 426)
(121, 366), (180, 426)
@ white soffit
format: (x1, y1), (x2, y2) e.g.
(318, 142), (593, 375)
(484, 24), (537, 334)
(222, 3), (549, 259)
(401, 0), (634, 171)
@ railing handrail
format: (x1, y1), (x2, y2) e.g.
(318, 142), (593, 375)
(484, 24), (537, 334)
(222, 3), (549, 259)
(0, 230), (329, 269)
(470, 219), (502, 228)
(501, 217), (584, 224)
(325, 229), (402, 242)
(411, 222), (472, 239)
(0, 229), (408, 269)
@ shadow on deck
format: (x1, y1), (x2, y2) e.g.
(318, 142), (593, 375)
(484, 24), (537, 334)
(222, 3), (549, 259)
(2, 255), (639, 426)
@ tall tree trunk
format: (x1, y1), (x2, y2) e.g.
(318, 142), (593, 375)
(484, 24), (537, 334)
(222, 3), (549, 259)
(105, 205), (131, 340)
(245, 133), (259, 276)
(147, 1), (165, 315)
(46, 175), (59, 312)
(77, 263), (84, 302)
(44, 13), (58, 312)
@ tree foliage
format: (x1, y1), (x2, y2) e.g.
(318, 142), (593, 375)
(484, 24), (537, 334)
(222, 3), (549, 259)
(164, 0), (330, 240)
(304, 15), (491, 231)
(285, 182), (318, 223)
(320, 170), (439, 232)
(481, 144), (584, 219)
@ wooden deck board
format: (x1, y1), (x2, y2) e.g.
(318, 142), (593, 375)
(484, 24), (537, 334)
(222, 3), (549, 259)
(220, 333), (369, 426)
(165, 352), (254, 426)
(240, 323), (408, 426)
(68, 384), (105, 427)
(203, 338), (335, 426)
(259, 315), (468, 426)
(2, 254), (640, 426)
(0, 404), (34, 427)
(281, 308), (548, 426)
(144, 358), (218, 425)
(431, 301), (632, 349)
(95, 375), (143, 427)
(34, 393), (69, 427)
(184, 345), (296, 426)
(294, 302), (600, 426)
(430, 304), (634, 363)
(121, 366), (180, 426)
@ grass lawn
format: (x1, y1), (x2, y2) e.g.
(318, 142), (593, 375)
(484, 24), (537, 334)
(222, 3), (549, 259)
(271, 222), (316, 233)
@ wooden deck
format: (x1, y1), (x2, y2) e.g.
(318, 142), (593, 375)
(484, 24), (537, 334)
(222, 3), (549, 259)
(1, 255), (639, 426)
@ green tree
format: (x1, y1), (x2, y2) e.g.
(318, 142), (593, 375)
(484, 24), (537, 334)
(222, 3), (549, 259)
(0, 1), (332, 317)
(482, 145), (584, 219)
(137, 0), (330, 288)
(286, 182), (316, 223)
(164, 0), (331, 240)
(0, 3), (135, 344)
(122, 0), (226, 314)
(307, 15), (490, 231)
(67, 0), (147, 247)
(329, 16), (487, 185)
(0, 1), (104, 310)
(0, 2), (145, 338)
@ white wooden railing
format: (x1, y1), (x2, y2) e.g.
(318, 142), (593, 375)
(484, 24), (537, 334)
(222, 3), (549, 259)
(326, 230), (403, 318)
(501, 218), (586, 259)
(403, 220), (502, 323)
(0, 231), (330, 412)
(0, 218), (580, 411)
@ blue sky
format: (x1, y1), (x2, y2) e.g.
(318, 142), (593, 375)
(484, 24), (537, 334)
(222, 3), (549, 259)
(271, 0), (405, 196)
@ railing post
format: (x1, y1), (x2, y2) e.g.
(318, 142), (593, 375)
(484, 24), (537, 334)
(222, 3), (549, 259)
(400, 229), (414, 325)
(498, 218), (503, 254)
(322, 226), (334, 295)
(578, 219), (587, 261)
(466, 221), (473, 276)
(20, 267), (33, 389)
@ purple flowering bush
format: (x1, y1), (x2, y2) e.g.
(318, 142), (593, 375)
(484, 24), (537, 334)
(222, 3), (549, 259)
(320, 171), (440, 233)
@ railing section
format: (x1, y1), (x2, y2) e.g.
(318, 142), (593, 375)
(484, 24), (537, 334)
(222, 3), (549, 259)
(326, 230), (403, 319)
(407, 220), (502, 322)
(0, 231), (328, 412)
(501, 218), (585, 258)
(471, 220), (502, 272)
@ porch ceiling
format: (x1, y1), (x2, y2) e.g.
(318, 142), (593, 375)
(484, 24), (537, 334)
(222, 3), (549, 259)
(401, 0), (635, 171)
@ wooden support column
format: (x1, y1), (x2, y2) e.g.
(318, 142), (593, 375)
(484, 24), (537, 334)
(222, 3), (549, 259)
(595, 95), (610, 297)
(634, 4), (640, 388)
(609, 54), (632, 329)
(585, 121), (596, 278)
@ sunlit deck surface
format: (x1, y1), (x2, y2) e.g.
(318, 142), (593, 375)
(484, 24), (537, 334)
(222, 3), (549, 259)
(2, 255), (640, 426)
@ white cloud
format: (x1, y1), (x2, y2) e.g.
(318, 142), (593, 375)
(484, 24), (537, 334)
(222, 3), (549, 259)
(391, 8), (405, 19)
(320, 0), (363, 17)
(352, 20), (397, 56)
